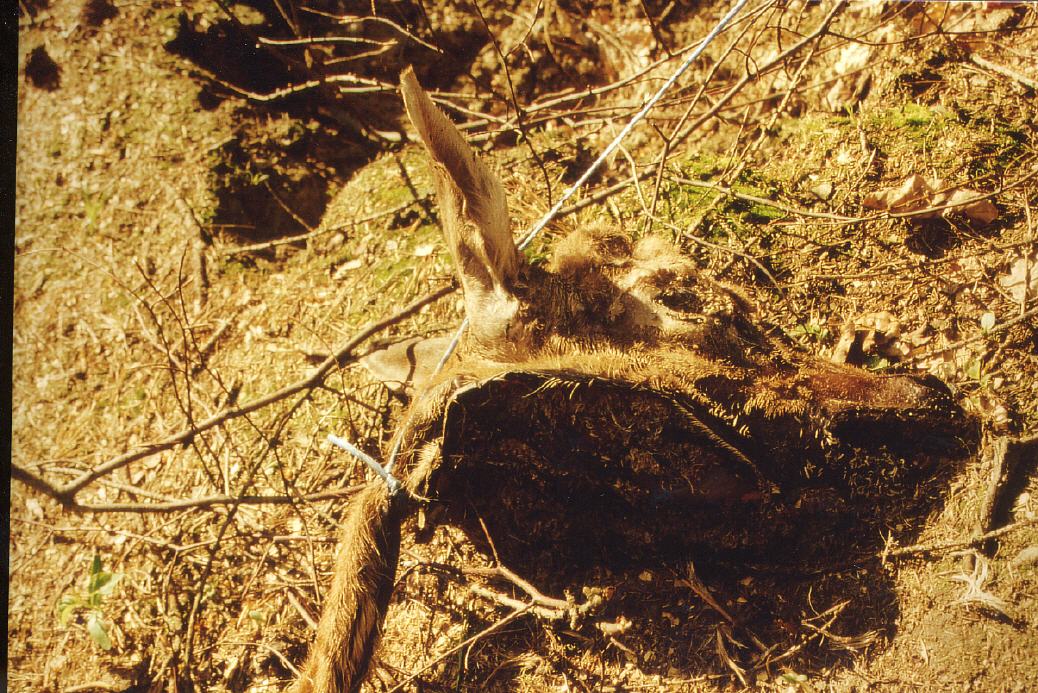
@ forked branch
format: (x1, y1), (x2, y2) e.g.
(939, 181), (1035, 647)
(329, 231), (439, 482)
(11, 284), (455, 510)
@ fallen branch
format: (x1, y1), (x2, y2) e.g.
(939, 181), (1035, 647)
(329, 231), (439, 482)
(413, 560), (606, 629)
(970, 54), (1038, 92)
(910, 303), (1038, 363)
(194, 66), (394, 102)
(297, 8), (444, 54)
(886, 515), (1038, 559)
(974, 434), (1038, 559)
(465, 564), (606, 628)
(670, 155), (1038, 227)
(219, 198), (425, 256)
(257, 35), (390, 47)
(9, 483), (363, 514)
(11, 284), (455, 508)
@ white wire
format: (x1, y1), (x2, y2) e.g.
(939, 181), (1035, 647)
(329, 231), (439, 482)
(328, 434), (401, 495)
(517, 0), (753, 251)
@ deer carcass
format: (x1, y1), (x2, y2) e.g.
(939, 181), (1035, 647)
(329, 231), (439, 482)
(292, 69), (978, 692)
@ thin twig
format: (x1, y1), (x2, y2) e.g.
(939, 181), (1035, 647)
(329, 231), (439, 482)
(385, 606), (531, 693)
(911, 304), (1038, 363)
(19, 484), (362, 514)
(669, 1), (849, 154)
(11, 285), (455, 507)
(886, 516), (1038, 559)
(219, 198), (424, 256)
(257, 35), (390, 47)
(297, 8), (443, 54)
(679, 563), (735, 624)
(673, 164), (1038, 224)
(414, 560), (606, 629)
(190, 65), (392, 102)
(471, 0), (554, 206)
(970, 54), (1038, 91)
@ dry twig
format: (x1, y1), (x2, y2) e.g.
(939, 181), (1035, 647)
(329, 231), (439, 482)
(886, 515), (1038, 559)
(11, 284), (455, 509)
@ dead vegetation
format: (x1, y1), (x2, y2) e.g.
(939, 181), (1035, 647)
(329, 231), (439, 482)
(12, 1), (1038, 691)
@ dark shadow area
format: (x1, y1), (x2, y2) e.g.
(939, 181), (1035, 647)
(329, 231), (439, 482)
(413, 370), (978, 688)
(24, 46), (60, 91)
(80, 0), (117, 28)
(905, 219), (964, 257)
(163, 0), (482, 244)
(988, 437), (1038, 550)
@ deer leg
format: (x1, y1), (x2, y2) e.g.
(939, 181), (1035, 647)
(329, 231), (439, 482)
(294, 483), (404, 693)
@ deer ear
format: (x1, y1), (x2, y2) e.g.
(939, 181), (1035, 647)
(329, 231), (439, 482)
(361, 336), (454, 397)
(400, 68), (522, 351)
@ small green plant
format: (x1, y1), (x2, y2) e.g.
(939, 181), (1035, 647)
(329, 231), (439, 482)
(864, 354), (892, 371)
(80, 189), (109, 229)
(788, 318), (830, 345)
(57, 555), (123, 651)
(889, 102), (937, 128)
(778, 670), (816, 691)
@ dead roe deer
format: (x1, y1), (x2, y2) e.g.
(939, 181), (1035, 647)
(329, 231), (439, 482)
(291, 69), (978, 692)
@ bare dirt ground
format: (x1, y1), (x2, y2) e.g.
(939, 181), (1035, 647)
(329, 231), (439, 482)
(12, 1), (1038, 691)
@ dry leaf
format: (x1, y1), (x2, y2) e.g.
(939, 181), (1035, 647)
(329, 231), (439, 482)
(999, 256), (1037, 305)
(932, 187), (998, 225)
(862, 174), (932, 214)
(907, 3), (1016, 45)
(825, 43), (872, 111)
(863, 175), (997, 225)
(830, 311), (909, 365)
(831, 323), (857, 364)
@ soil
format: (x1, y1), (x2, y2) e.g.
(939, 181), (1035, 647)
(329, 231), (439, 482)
(12, 1), (1038, 691)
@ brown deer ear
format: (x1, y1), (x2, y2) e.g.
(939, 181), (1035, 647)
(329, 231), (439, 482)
(361, 336), (453, 397)
(400, 68), (523, 352)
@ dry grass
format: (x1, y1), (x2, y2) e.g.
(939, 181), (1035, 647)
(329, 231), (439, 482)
(12, 1), (1038, 691)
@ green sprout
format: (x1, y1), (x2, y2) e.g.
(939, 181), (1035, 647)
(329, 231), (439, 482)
(788, 318), (830, 345)
(56, 555), (123, 651)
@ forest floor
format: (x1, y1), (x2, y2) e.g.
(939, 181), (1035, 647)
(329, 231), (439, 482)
(12, 1), (1038, 691)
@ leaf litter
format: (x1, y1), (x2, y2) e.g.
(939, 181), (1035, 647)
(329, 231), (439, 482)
(11, 1), (1038, 691)
(862, 174), (999, 226)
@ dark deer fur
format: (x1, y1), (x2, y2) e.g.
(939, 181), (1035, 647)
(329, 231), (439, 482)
(292, 69), (978, 692)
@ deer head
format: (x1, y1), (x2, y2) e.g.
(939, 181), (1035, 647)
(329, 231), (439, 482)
(293, 69), (978, 693)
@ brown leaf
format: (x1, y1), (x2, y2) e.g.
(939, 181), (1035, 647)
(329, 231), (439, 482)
(863, 175), (998, 225)
(998, 256), (1038, 305)
(932, 188), (998, 225)
(862, 174), (933, 214)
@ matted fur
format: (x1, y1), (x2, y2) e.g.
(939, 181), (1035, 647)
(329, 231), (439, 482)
(293, 484), (401, 693)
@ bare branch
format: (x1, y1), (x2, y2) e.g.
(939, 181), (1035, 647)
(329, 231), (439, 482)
(257, 35), (390, 47)
(910, 304), (1038, 363)
(11, 284), (455, 508)
(886, 516), (1038, 559)
(219, 198), (425, 256)
(970, 54), (1038, 91)
(40, 485), (363, 514)
(385, 607), (531, 693)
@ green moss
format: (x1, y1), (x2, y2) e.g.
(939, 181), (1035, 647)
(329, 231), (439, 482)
(681, 153), (725, 180)
(521, 233), (555, 266)
(951, 107), (1031, 179)
(652, 157), (790, 242)
(101, 291), (132, 313)
(882, 102), (940, 129)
